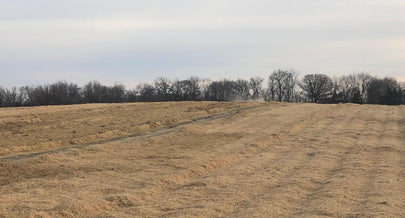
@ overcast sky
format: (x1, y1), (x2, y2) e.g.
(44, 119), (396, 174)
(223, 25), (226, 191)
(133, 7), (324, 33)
(1, 0), (404, 88)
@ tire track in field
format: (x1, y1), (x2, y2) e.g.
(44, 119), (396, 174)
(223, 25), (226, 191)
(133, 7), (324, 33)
(135, 105), (344, 217)
(0, 106), (260, 187)
(351, 107), (405, 217)
(290, 106), (404, 217)
(226, 105), (364, 217)
(1, 104), (404, 217)
(356, 110), (391, 216)
(344, 108), (392, 217)
(158, 107), (340, 217)
(286, 108), (370, 217)
(400, 106), (405, 214)
(122, 105), (336, 216)
(276, 111), (367, 217)
(0, 104), (320, 192)
(212, 109), (349, 217)
(0, 105), (307, 186)
(0, 105), (260, 162)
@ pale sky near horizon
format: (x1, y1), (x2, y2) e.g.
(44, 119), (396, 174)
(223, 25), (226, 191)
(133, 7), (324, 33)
(0, 0), (404, 88)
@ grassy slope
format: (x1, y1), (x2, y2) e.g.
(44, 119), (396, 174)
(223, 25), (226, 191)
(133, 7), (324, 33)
(0, 102), (404, 217)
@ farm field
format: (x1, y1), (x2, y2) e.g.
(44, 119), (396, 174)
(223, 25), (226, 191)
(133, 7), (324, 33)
(0, 102), (404, 217)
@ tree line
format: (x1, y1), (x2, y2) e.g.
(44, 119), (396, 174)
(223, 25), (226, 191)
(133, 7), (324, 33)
(0, 71), (403, 107)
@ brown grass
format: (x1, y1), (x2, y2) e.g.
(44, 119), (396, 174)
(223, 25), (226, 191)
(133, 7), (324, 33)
(0, 102), (404, 217)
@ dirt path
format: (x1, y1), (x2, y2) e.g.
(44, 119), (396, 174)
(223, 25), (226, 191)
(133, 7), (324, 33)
(0, 102), (404, 217)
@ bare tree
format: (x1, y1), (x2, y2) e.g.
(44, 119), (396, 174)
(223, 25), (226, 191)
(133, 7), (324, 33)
(235, 79), (250, 100)
(198, 78), (211, 100)
(18, 86), (35, 106)
(154, 77), (172, 101)
(83, 81), (104, 103)
(205, 80), (239, 101)
(107, 84), (126, 103)
(249, 77), (264, 100)
(333, 73), (373, 104)
(170, 80), (185, 101)
(285, 72), (298, 102)
(125, 89), (138, 102)
(137, 83), (156, 102)
(367, 77), (401, 105)
(170, 77), (202, 101)
(267, 75), (276, 101)
(182, 77), (202, 101)
(355, 73), (373, 104)
(401, 82), (405, 104)
(0, 72), (402, 107)
(3, 87), (19, 107)
(0, 87), (5, 106)
(300, 74), (334, 103)
(335, 74), (357, 103)
(269, 69), (297, 102)
(67, 83), (82, 104)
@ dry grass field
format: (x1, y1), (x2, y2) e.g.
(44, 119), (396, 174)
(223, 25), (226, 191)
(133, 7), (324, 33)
(0, 102), (404, 217)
